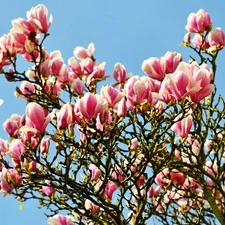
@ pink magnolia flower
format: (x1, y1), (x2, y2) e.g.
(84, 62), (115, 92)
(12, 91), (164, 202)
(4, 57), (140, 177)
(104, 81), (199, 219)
(6, 139), (26, 168)
(0, 167), (22, 194)
(26, 161), (36, 173)
(117, 97), (128, 117)
(17, 81), (39, 99)
(69, 78), (85, 95)
(171, 114), (193, 138)
(27, 4), (53, 33)
(112, 62), (131, 84)
(111, 166), (125, 183)
(57, 103), (76, 132)
(43, 76), (62, 99)
(3, 114), (21, 137)
(87, 62), (106, 84)
(124, 76), (153, 109)
(10, 30), (27, 54)
(40, 59), (52, 77)
(47, 215), (75, 225)
(163, 52), (182, 74)
(0, 34), (16, 57)
(25, 102), (52, 134)
(68, 57), (82, 77)
(20, 131), (39, 149)
(142, 57), (165, 81)
(85, 199), (99, 215)
(187, 136), (200, 156)
(73, 43), (95, 60)
(25, 39), (35, 53)
(48, 50), (62, 60)
(101, 85), (124, 108)
(129, 158), (146, 186)
(183, 32), (191, 46)
(192, 34), (203, 49)
(104, 180), (118, 200)
(170, 169), (186, 186)
(88, 163), (101, 182)
(75, 93), (108, 124)
(185, 9), (212, 33)
(40, 137), (50, 155)
(159, 72), (191, 102)
(42, 181), (55, 197)
(80, 57), (94, 74)
(57, 64), (69, 85)
(42, 185), (55, 197)
(0, 139), (9, 157)
(51, 57), (64, 75)
(11, 18), (36, 36)
(129, 138), (138, 151)
(205, 161), (218, 177)
(189, 65), (214, 103)
(23, 49), (40, 62)
(208, 27), (225, 50)
(155, 168), (170, 189)
(148, 186), (160, 198)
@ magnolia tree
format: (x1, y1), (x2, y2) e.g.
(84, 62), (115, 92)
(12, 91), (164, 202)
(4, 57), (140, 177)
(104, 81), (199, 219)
(0, 5), (225, 225)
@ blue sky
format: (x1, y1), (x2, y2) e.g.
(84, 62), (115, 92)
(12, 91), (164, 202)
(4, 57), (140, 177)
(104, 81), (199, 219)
(1, 1), (225, 224)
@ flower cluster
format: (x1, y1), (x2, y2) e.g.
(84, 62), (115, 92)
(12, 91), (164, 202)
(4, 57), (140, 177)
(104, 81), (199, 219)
(184, 9), (225, 53)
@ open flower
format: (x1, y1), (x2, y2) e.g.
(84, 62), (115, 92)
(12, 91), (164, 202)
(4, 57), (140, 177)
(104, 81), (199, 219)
(47, 215), (75, 225)
(27, 4), (53, 33)
(185, 9), (212, 33)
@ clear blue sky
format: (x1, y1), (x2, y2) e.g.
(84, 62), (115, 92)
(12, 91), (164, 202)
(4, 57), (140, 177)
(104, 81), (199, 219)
(1, 1), (225, 225)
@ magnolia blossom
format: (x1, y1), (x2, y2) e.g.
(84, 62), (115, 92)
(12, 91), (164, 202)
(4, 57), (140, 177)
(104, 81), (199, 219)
(75, 93), (108, 123)
(6, 139), (26, 168)
(2, 114), (21, 137)
(104, 180), (118, 200)
(129, 138), (138, 151)
(88, 163), (101, 182)
(17, 81), (39, 99)
(163, 51), (182, 74)
(185, 9), (212, 33)
(112, 62), (131, 84)
(171, 114), (193, 138)
(191, 33), (209, 49)
(68, 57), (82, 77)
(23, 102), (53, 134)
(183, 32), (191, 46)
(47, 215), (75, 225)
(0, 139), (9, 157)
(0, 34), (16, 58)
(101, 85), (124, 108)
(11, 18), (36, 36)
(124, 76), (153, 109)
(73, 43), (95, 60)
(40, 137), (50, 155)
(0, 168), (22, 194)
(57, 103), (76, 131)
(117, 97), (128, 117)
(142, 57), (165, 81)
(112, 166), (125, 183)
(85, 199), (99, 215)
(208, 27), (225, 50)
(69, 78), (85, 95)
(27, 4), (53, 33)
